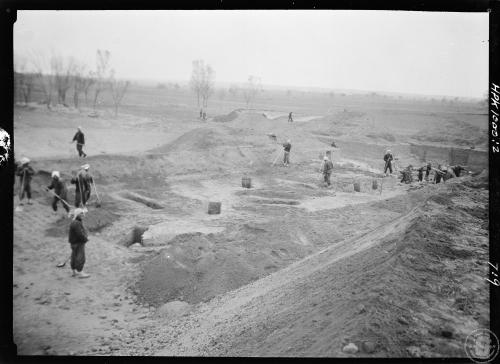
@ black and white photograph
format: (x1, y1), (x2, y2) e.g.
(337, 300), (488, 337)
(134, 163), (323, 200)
(9, 8), (496, 358)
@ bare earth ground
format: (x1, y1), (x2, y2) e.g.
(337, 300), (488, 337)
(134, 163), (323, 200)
(13, 90), (489, 357)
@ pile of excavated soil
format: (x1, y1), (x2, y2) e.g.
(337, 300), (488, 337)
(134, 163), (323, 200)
(139, 174), (488, 357)
(45, 207), (120, 238)
(212, 110), (241, 123)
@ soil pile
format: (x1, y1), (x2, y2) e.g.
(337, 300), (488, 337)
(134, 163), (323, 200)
(212, 110), (241, 123)
(142, 175), (488, 357)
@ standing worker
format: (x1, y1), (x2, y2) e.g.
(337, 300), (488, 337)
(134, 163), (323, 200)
(288, 112), (293, 123)
(45, 171), (70, 216)
(16, 157), (35, 205)
(283, 139), (292, 166)
(417, 166), (424, 182)
(71, 164), (93, 209)
(322, 156), (334, 187)
(68, 208), (90, 278)
(425, 162), (432, 181)
(71, 126), (87, 158)
(383, 149), (394, 175)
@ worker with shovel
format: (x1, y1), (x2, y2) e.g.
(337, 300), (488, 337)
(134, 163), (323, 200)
(16, 157), (35, 206)
(45, 171), (71, 216)
(71, 164), (93, 209)
(68, 208), (90, 278)
(321, 155), (334, 187)
(383, 149), (394, 176)
(71, 126), (87, 158)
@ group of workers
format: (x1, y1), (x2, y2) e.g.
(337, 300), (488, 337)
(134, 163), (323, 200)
(382, 149), (469, 184)
(15, 127), (94, 278)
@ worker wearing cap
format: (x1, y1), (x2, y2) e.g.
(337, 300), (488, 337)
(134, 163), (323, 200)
(322, 155), (334, 187)
(283, 139), (292, 166)
(16, 157), (35, 205)
(46, 171), (70, 215)
(68, 208), (90, 278)
(383, 149), (393, 175)
(71, 126), (87, 158)
(71, 164), (93, 208)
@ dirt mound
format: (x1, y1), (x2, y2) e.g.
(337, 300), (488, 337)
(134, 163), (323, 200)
(45, 207), (120, 238)
(212, 109), (241, 123)
(149, 176), (488, 357)
(150, 127), (238, 154)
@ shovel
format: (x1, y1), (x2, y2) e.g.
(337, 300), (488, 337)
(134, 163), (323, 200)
(91, 181), (102, 208)
(57, 255), (71, 268)
(46, 188), (72, 210)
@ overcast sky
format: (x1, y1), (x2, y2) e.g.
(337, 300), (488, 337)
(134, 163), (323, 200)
(14, 10), (488, 98)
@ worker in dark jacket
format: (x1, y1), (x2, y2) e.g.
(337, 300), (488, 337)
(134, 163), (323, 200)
(68, 208), (90, 278)
(71, 126), (87, 158)
(71, 164), (93, 208)
(322, 156), (334, 187)
(288, 112), (293, 122)
(16, 157), (35, 205)
(283, 139), (292, 166)
(383, 149), (393, 175)
(425, 162), (432, 181)
(434, 165), (446, 184)
(46, 171), (70, 214)
(417, 166), (424, 182)
(452, 165), (466, 177)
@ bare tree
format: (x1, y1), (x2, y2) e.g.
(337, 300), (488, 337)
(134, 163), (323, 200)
(201, 65), (215, 108)
(190, 59), (203, 107)
(92, 49), (112, 111)
(51, 55), (75, 106)
(14, 54), (36, 105)
(72, 62), (88, 109)
(190, 59), (216, 108)
(110, 73), (130, 116)
(242, 75), (263, 108)
(83, 71), (96, 107)
(31, 51), (54, 109)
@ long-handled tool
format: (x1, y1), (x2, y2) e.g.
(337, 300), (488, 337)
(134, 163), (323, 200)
(45, 188), (72, 210)
(57, 255), (71, 268)
(91, 181), (102, 208)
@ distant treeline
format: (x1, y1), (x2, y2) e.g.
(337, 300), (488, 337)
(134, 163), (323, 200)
(14, 49), (130, 116)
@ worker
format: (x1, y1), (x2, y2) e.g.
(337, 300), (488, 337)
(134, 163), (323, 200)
(417, 166), (424, 182)
(46, 171), (70, 215)
(322, 155), (334, 187)
(288, 112), (293, 122)
(452, 165), (466, 177)
(283, 139), (292, 166)
(383, 149), (394, 175)
(200, 109), (203, 119)
(68, 208), (90, 278)
(400, 165), (413, 184)
(434, 165), (446, 184)
(425, 162), (432, 181)
(16, 157), (35, 205)
(71, 164), (93, 209)
(71, 126), (87, 158)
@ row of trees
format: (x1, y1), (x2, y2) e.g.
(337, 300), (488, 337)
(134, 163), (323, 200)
(14, 50), (130, 116)
(189, 59), (263, 109)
